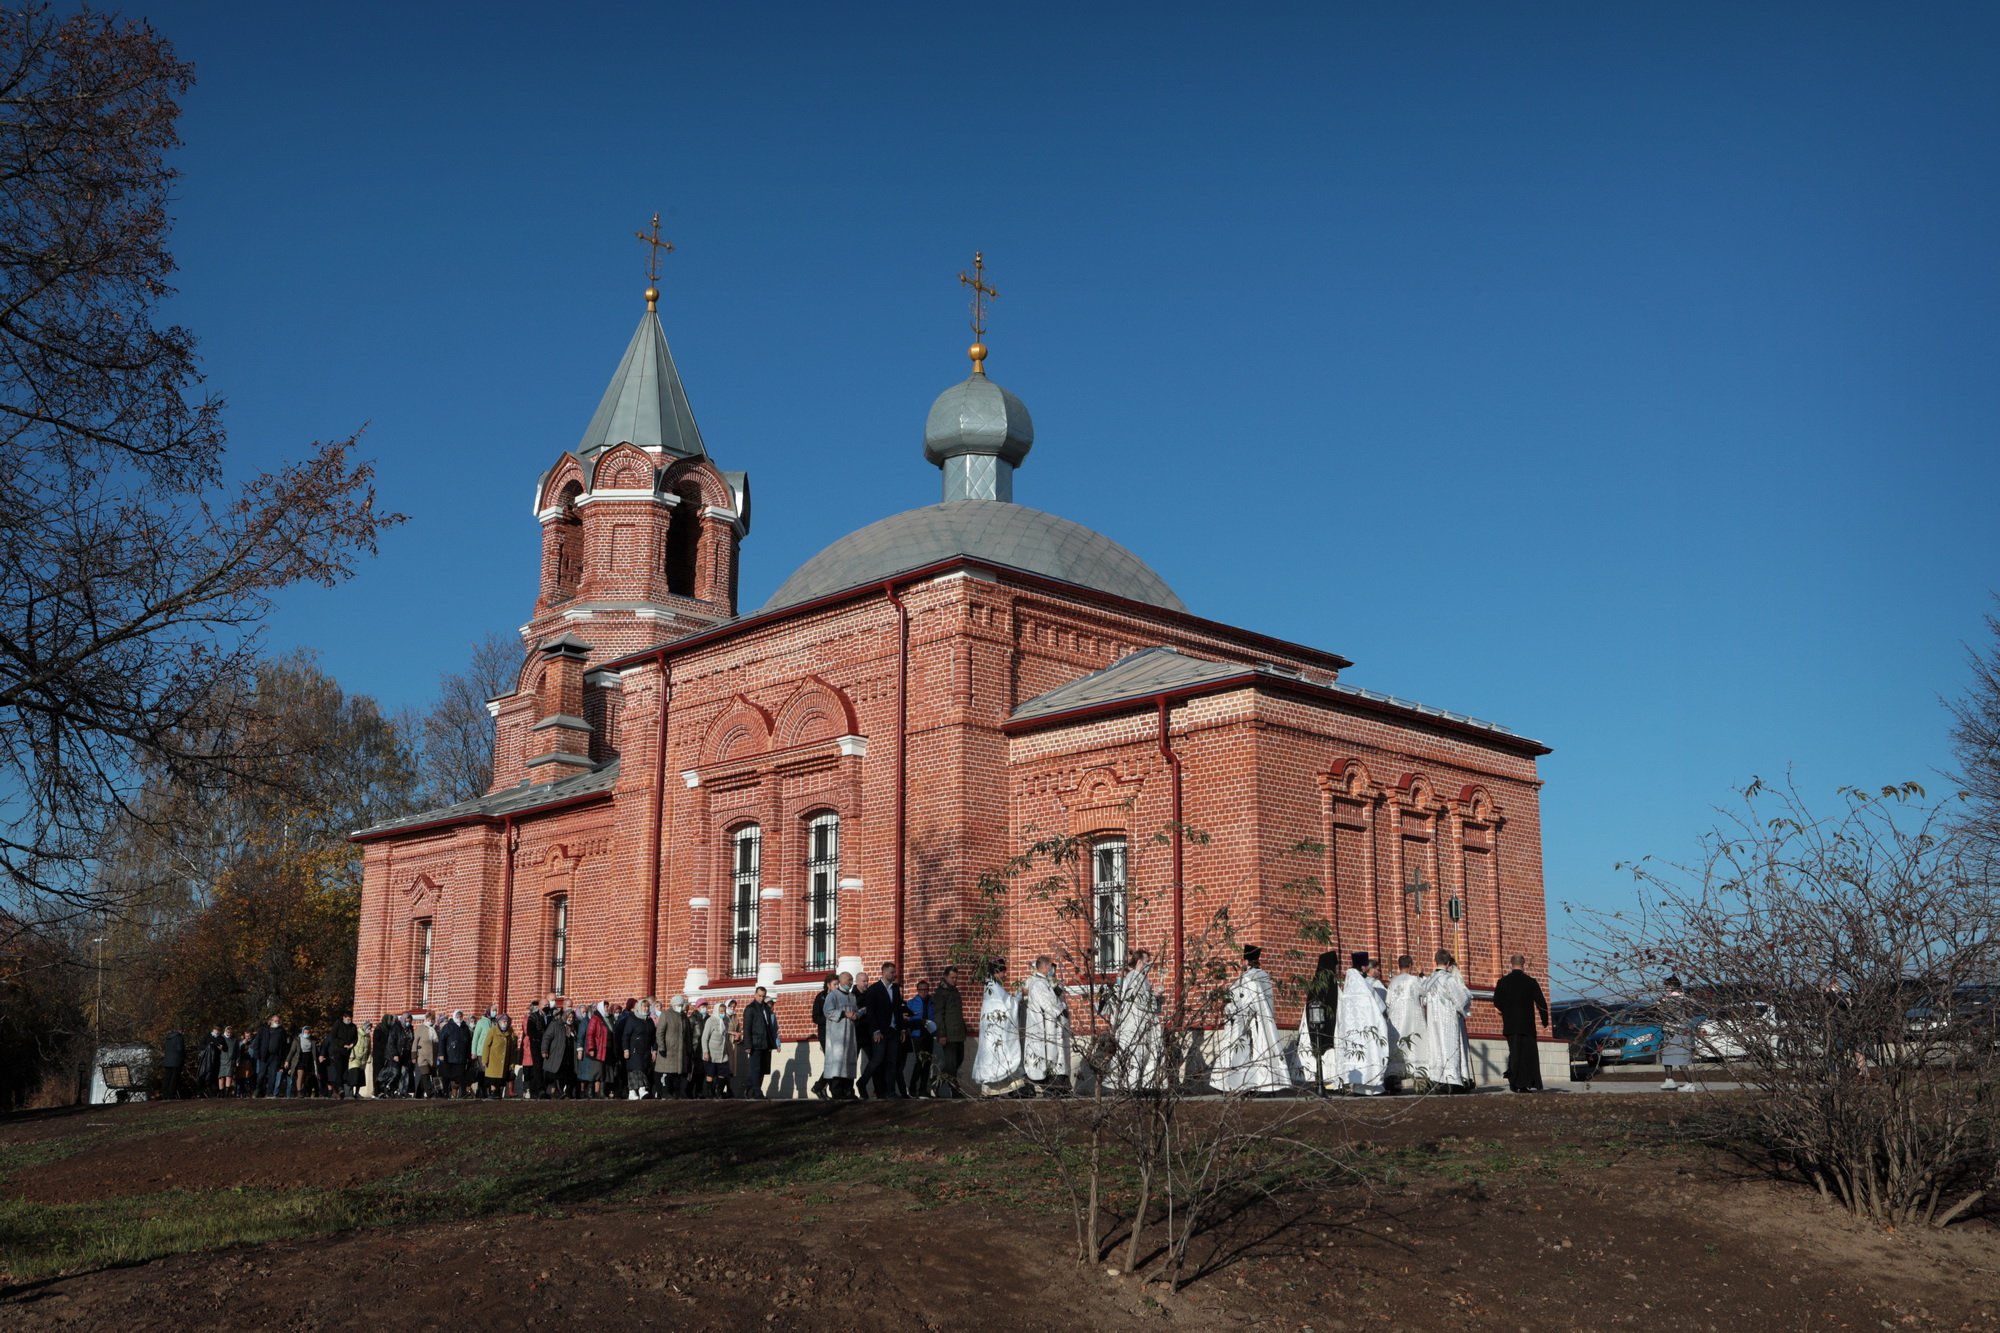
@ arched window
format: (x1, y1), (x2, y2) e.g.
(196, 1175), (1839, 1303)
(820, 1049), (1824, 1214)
(1092, 838), (1128, 973)
(731, 825), (761, 977)
(805, 812), (839, 971)
(666, 482), (703, 596)
(549, 895), (570, 997)
(551, 479), (586, 602)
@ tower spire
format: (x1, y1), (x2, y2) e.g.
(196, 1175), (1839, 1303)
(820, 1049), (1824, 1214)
(958, 250), (997, 375)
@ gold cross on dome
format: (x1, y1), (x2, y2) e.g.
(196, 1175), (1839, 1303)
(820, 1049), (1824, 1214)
(958, 251), (998, 372)
(636, 212), (674, 308)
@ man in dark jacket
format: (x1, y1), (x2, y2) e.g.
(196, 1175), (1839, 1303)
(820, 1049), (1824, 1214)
(525, 999), (551, 1099)
(932, 967), (968, 1097)
(330, 1014), (358, 1100)
(1492, 955), (1551, 1092)
(437, 1010), (473, 1097)
(860, 962), (905, 1099)
(620, 1001), (657, 1099)
(252, 1016), (288, 1098)
(160, 1027), (186, 1099)
(741, 987), (779, 1098)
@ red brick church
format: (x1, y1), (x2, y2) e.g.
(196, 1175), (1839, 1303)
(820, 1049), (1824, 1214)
(352, 262), (1555, 1077)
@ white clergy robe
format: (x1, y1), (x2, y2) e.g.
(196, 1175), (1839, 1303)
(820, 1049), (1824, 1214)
(1105, 964), (1166, 1091)
(1418, 965), (1473, 1088)
(972, 978), (1024, 1091)
(1213, 966), (1290, 1094)
(1332, 968), (1388, 1094)
(1384, 972), (1425, 1079)
(1022, 971), (1071, 1082)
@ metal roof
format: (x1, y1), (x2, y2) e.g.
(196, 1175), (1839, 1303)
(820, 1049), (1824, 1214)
(352, 761), (619, 840)
(760, 501), (1186, 615)
(924, 374), (1033, 467)
(1011, 647), (1249, 721)
(577, 311), (707, 458)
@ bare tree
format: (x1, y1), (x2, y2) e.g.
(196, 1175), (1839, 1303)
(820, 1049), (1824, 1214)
(1573, 777), (1999, 1227)
(0, 7), (399, 936)
(415, 632), (520, 805)
(1948, 599), (2000, 867)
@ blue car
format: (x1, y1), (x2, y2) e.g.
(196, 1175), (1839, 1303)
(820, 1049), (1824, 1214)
(1585, 1008), (1665, 1065)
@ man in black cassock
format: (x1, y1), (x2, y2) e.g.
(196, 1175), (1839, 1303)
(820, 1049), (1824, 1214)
(1491, 954), (1550, 1092)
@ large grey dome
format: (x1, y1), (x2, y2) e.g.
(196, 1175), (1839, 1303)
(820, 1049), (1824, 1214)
(762, 501), (1184, 613)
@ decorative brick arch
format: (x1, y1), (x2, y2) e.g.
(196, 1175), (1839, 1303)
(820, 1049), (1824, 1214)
(588, 442), (657, 493)
(1061, 765), (1140, 837)
(660, 457), (734, 510)
(1457, 784), (1499, 824)
(1394, 772), (1437, 812)
(536, 454), (587, 513)
(1324, 757), (1377, 801)
(773, 676), (859, 749)
(702, 695), (773, 764)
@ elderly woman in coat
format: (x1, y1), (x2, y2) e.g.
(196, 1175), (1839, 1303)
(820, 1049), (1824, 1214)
(478, 1014), (517, 1098)
(655, 996), (693, 1097)
(538, 1007), (576, 1099)
(700, 999), (734, 1099)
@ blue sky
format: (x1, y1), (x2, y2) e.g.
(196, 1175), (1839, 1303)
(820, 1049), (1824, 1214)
(142, 3), (1998, 980)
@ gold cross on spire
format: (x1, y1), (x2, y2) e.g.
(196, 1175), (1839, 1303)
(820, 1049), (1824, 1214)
(636, 212), (674, 311)
(958, 250), (997, 374)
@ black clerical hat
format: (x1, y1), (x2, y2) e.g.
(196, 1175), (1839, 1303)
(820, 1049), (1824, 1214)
(1351, 951), (1372, 970)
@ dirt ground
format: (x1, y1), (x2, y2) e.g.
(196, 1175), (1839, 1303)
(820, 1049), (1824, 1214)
(2, 1093), (1995, 1331)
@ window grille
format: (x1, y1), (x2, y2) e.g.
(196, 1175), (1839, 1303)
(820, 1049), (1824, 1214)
(550, 895), (569, 996)
(806, 813), (839, 970)
(732, 825), (761, 977)
(1093, 838), (1128, 973)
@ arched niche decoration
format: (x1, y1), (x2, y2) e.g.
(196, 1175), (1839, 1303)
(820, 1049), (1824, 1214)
(1457, 784), (1501, 851)
(1393, 771), (1437, 841)
(1320, 757), (1377, 829)
(773, 676), (859, 749)
(587, 442), (657, 493)
(702, 695), (773, 765)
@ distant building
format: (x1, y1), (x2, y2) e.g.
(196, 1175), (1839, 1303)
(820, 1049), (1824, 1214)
(351, 273), (1555, 1079)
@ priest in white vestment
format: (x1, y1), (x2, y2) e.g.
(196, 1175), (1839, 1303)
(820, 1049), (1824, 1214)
(1332, 952), (1389, 1094)
(1213, 945), (1290, 1094)
(972, 959), (1025, 1094)
(1418, 949), (1473, 1090)
(1383, 954), (1425, 1089)
(1105, 950), (1166, 1091)
(821, 973), (862, 1098)
(1295, 951), (1344, 1087)
(1022, 956), (1072, 1090)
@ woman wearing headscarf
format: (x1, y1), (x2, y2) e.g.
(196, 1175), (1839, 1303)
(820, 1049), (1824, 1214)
(348, 1020), (373, 1097)
(699, 999), (733, 1097)
(475, 1014), (514, 1096)
(583, 1002), (613, 1098)
(655, 996), (692, 1097)
(539, 1006), (576, 1097)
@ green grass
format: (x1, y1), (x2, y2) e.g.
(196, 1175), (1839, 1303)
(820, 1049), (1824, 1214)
(0, 1103), (1066, 1284)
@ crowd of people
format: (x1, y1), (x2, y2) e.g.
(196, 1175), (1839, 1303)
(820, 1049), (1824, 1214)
(148, 948), (1553, 1101)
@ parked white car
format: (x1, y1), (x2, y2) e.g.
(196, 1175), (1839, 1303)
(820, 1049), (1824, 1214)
(1694, 1001), (1779, 1062)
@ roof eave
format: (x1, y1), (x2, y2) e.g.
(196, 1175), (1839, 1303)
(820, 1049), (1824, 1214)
(599, 555), (1356, 675)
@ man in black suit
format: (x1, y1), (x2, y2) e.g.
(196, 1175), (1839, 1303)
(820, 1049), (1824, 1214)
(1492, 954), (1551, 1092)
(741, 987), (779, 1098)
(860, 961), (905, 1099)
